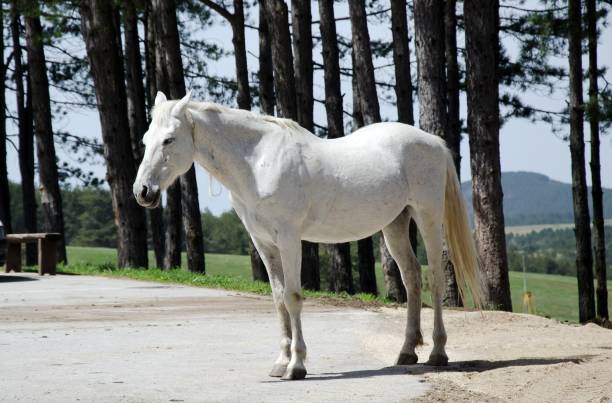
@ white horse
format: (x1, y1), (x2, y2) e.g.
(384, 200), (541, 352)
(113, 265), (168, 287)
(133, 92), (482, 380)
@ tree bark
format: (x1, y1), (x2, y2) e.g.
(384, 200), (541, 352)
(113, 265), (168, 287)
(80, 0), (148, 269)
(351, 50), (377, 296)
(0, 4), (11, 234)
(444, 0), (461, 176)
(414, 0), (461, 307)
(142, 2), (166, 269)
(12, 4), (37, 264)
(123, 1), (148, 163)
(349, 0), (391, 297)
(291, 0), (320, 291)
(567, 0), (595, 322)
(258, 1), (275, 116)
(386, 0), (420, 303)
(586, 0), (608, 322)
(231, 0), (250, 111)
(319, 0), (353, 294)
(25, 4), (68, 263)
(442, 2), (463, 307)
(263, 0), (296, 119)
(391, 0), (414, 126)
(148, 0), (182, 270)
(464, 0), (512, 311)
(155, 0), (205, 273)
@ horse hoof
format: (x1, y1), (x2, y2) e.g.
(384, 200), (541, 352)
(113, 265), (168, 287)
(426, 353), (448, 366)
(396, 352), (418, 365)
(269, 363), (288, 377)
(281, 366), (307, 380)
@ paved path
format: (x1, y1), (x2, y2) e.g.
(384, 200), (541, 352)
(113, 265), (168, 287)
(0, 273), (428, 402)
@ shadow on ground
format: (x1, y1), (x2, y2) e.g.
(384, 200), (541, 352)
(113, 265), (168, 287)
(0, 274), (38, 283)
(299, 355), (592, 381)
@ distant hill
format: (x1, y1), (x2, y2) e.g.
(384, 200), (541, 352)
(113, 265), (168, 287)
(461, 172), (612, 226)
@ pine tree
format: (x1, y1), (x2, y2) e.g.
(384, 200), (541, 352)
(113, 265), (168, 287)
(464, 0), (512, 311)
(568, 0), (595, 323)
(80, 0), (149, 268)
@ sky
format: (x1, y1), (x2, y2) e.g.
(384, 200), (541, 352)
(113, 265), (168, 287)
(5, 2), (612, 216)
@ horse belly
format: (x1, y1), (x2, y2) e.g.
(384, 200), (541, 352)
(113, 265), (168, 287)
(301, 186), (409, 243)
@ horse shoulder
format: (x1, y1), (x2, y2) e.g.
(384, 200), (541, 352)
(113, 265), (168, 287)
(248, 133), (312, 202)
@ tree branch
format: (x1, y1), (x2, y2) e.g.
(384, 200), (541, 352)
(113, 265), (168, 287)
(198, 0), (234, 22)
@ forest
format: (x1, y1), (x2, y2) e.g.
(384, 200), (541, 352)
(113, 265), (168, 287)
(0, 0), (610, 325)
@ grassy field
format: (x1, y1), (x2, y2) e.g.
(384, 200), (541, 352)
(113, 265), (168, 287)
(63, 246), (611, 323)
(505, 219), (612, 235)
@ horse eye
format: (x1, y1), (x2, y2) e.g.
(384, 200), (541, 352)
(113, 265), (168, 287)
(163, 138), (175, 146)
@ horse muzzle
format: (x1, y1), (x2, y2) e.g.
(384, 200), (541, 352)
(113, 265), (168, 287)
(134, 184), (161, 208)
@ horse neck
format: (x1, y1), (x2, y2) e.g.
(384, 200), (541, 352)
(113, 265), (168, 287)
(189, 107), (263, 195)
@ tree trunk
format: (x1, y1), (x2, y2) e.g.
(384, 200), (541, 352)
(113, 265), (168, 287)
(80, 0), (148, 268)
(414, 0), (461, 307)
(349, 0), (390, 297)
(24, 78), (38, 264)
(258, 1), (275, 116)
(318, 0), (353, 294)
(391, 0), (414, 126)
(567, 0), (595, 322)
(123, 1), (148, 163)
(123, 0), (155, 269)
(12, 4), (37, 264)
(152, 0), (183, 271)
(586, 0), (607, 322)
(142, 2), (166, 269)
(291, 0), (320, 291)
(155, 0), (205, 273)
(231, 0), (250, 111)
(444, 0), (461, 176)
(350, 51), (377, 295)
(464, 0), (511, 311)
(25, 5), (68, 263)
(263, 0), (296, 120)
(0, 5), (11, 234)
(387, 0), (420, 303)
(442, 2), (463, 307)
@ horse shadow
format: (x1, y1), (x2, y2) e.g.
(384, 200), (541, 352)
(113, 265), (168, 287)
(301, 355), (592, 381)
(0, 274), (38, 283)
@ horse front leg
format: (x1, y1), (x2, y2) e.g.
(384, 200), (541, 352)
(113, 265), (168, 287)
(250, 237), (292, 377)
(276, 232), (307, 380)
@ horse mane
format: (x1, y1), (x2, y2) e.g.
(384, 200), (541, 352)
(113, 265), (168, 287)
(152, 100), (312, 137)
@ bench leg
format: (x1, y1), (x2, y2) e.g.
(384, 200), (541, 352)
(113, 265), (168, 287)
(38, 239), (57, 275)
(6, 243), (22, 273)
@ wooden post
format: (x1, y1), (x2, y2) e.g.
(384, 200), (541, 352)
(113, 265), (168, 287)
(38, 237), (57, 275)
(6, 242), (21, 272)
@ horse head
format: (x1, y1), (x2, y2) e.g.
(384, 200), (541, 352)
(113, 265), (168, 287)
(133, 91), (194, 208)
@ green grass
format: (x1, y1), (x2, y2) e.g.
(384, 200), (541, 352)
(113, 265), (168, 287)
(505, 219), (612, 235)
(63, 246), (612, 323)
(63, 246), (396, 305)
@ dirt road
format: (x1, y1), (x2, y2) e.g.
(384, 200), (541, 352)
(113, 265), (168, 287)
(1, 273), (611, 402)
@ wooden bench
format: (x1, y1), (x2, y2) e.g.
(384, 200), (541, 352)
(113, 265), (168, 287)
(5, 233), (61, 275)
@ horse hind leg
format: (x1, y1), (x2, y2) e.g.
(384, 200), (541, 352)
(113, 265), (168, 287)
(413, 206), (448, 366)
(381, 208), (423, 365)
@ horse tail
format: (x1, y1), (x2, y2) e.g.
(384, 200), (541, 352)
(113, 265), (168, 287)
(443, 152), (484, 309)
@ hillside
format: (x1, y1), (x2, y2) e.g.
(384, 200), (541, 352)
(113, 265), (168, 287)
(462, 171), (612, 225)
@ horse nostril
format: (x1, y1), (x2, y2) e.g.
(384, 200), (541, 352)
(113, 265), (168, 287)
(140, 185), (148, 200)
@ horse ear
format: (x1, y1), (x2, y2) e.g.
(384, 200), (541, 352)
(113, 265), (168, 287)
(155, 91), (167, 106)
(171, 91), (192, 118)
